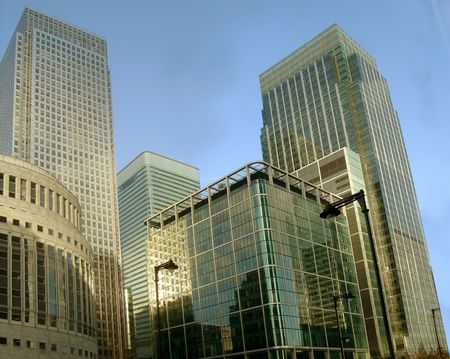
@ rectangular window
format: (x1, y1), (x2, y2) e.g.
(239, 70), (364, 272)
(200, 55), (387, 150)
(40, 185), (45, 207)
(48, 189), (54, 211)
(11, 236), (21, 321)
(0, 173), (3, 195)
(56, 193), (61, 214)
(0, 337), (6, 345)
(0, 233), (7, 320)
(31, 182), (36, 204)
(13, 338), (20, 347)
(9, 175), (16, 198)
(20, 179), (27, 200)
(37, 242), (46, 326)
(63, 197), (67, 218)
(39, 342), (46, 350)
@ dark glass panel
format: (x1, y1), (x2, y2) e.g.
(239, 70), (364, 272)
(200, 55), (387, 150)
(68, 253), (75, 331)
(11, 236), (21, 321)
(242, 307), (266, 350)
(36, 242), (46, 325)
(212, 210), (231, 247)
(169, 326), (186, 358)
(75, 256), (82, 333)
(238, 270), (261, 310)
(185, 323), (204, 358)
(48, 245), (57, 327)
(203, 319), (223, 357)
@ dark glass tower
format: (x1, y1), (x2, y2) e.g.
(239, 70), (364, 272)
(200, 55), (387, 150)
(259, 24), (447, 357)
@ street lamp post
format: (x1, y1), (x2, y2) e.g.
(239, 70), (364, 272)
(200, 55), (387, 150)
(154, 259), (179, 359)
(432, 308), (443, 359)
(320, 189), (395, 359)
(334, 292), (355, 359)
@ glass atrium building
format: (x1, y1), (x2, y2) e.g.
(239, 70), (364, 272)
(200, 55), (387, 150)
(259, 24), (447, 356)
(146, 162), (369, 359)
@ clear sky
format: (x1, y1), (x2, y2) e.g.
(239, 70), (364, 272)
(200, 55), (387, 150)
(1, 0), (449, 342)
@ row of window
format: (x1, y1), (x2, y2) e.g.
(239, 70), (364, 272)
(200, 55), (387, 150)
(0, 231), (95, 336)
(0, 214), (91, 256)
(28, 9), (106, 54)
(0, 336), (96, 358)
(0, 172), (80, 229)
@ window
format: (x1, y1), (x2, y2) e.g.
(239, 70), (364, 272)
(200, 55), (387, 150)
(37, 225), (43, 232)
(40, 185), (45, 207)
(13, 338), (20, 347)
(0, 337), (6, 345)
(48, 189), (54, 210)
(56, 193), (61, 214)
(63, 197), (67, 217)
(25, 222), (32, 229)
(51, 344), (57, 351)
(31, 182), (36, 204)
(0, 173), (3, 195)
(20, 179), (27, 200)
(39, 342), (46, 350)
(9, 175), (16, 198)
(13, 219), (20, 226)
(26, 340), (32, 348)
(0, 216), (6, 223)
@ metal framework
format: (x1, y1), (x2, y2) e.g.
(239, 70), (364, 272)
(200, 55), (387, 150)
(145, 161), (341, 230)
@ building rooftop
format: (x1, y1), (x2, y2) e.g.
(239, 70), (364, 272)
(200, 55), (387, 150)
(145, 160), (341, 228)
(259, 23), (376, 93)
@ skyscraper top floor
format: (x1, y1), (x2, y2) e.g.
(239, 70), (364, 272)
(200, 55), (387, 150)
(260, 24), (377, 93)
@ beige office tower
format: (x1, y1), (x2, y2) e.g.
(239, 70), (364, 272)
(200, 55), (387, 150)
(0, 8), (125, 358)
(295, 148), (389, 357)
(259, 24), (447, 357)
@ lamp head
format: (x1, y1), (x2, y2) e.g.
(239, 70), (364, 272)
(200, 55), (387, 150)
(164, 259), (179, 273)
(320, 204), (341, 219)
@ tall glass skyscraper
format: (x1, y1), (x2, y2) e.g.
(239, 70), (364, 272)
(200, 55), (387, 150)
(0, 8), (125, 358)
(259, 24), (447, 357)
(118, 151), (200, 358)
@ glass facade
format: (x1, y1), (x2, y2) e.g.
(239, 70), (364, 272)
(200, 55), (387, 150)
(118, 151), (200, 358)
(0, 8), (125, 358)
(295, 148), (390, 358)
(146, 162), (369, 358)
(259, 25), (447, 356)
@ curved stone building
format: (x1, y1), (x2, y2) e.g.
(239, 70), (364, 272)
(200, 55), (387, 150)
(0, 154), (97, 358)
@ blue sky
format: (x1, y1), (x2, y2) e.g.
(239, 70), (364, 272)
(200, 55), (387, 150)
(1, 0), (449, 342)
